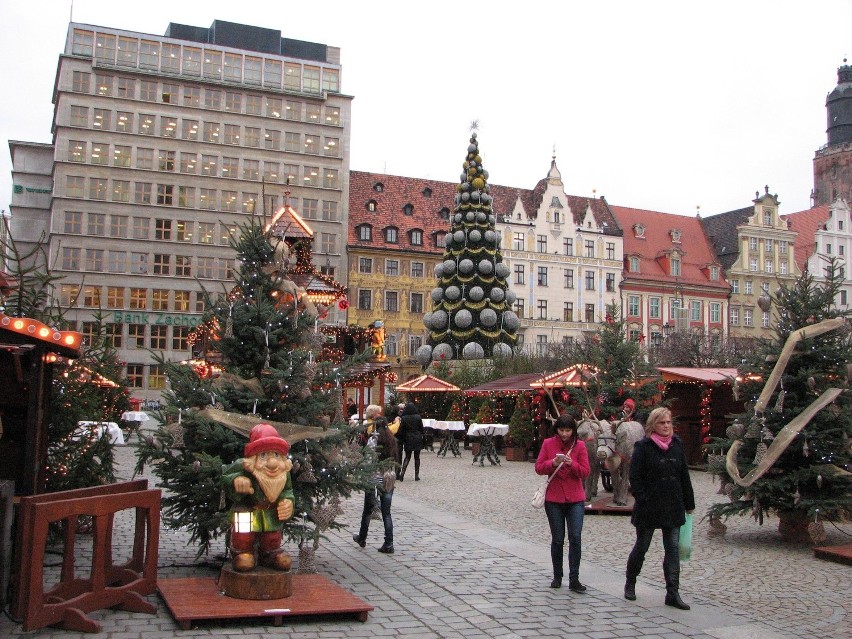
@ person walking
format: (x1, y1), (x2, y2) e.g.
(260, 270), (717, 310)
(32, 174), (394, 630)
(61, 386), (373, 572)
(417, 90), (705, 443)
(353, 418), (398, 553)
(398, 402), (424, 481)
(534, 413), (591, 592)
(624, 407), (695, 610)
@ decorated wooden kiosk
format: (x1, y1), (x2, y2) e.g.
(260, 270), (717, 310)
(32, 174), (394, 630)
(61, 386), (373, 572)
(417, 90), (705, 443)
(657, 367), (744, 466)
(396, 374), (463, 455)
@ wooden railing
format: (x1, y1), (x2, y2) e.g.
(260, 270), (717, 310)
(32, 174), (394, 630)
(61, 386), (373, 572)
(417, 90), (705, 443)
(13, 479), (160, 633)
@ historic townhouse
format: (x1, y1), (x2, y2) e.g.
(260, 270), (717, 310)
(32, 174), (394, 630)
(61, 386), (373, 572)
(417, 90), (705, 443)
(347, 171), (450, 365)
(496, 158), (623, 353)
(611, 206), (729, 347)
(8, 20), (351, 396)
(702, 189), (800, 339)
(786, 197), (852, 307)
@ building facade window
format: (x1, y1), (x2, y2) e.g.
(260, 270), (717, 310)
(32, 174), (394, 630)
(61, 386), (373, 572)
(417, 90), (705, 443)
(628, 295), (639, 317)
(537, 266), (548, 286)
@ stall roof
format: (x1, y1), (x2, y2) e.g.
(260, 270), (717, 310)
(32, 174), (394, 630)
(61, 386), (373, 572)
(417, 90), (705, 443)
(464, 373), (543, 397)
(395, 374), (460, 393)
(530, 364), (599, 388)
(657, 367), (739, 383)
(0, 313), (82, 358)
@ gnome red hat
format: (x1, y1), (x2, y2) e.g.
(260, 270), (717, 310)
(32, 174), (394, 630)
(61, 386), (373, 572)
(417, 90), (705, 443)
(245, 423), (290, 458)
(623, 399), (636, 412)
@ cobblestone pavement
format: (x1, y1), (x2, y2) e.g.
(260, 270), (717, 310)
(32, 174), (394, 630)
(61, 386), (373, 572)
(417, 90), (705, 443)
(2, 442), (849, 639)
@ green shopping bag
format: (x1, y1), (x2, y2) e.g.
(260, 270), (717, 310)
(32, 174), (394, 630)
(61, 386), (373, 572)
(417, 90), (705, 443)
(679, 513), (693, 561)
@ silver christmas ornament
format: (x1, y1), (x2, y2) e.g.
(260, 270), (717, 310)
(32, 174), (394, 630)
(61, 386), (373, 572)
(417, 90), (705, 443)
(480, 308), (498, 327)
(432, 343), (454, 360)
(489, 287), (505, 302)
(469, 286), (484, 302)
(493, 342), (513, 358)
(454, 309), (473, 328)
(445, 286), (461, 301)
(478, 260), (494, 275)
(462, 342), (485, 359)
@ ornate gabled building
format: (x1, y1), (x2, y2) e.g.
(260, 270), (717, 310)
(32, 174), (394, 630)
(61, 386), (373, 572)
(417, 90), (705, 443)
(611, 206), (728, 347)
(495, 157), (623, 353)
(813, 61), (852, 206)
(347, 171), (452, 364)
(702, 188), (800, 339)
(785, 197), (851, 307)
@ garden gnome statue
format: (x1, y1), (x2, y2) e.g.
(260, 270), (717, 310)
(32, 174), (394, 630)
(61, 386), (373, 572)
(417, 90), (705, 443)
(223, 423), (295, 572)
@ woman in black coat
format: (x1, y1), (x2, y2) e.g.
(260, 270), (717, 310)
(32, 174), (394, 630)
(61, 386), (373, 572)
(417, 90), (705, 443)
(624, 407), (695, 610)
(398, 402), (424, 481)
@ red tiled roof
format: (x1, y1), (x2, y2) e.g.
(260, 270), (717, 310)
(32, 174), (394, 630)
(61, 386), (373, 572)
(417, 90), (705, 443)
(783, 205), (831, 271)
(610, 205), (729, 291)
(348, 171), (455, 254)
(348, 169), (621, 253)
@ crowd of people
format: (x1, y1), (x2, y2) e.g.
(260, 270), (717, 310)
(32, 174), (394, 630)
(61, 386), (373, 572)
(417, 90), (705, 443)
(347, 396), (695, 611)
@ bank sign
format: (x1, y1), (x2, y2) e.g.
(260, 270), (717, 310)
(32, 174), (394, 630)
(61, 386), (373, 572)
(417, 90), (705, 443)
(112, 312), (202, 326)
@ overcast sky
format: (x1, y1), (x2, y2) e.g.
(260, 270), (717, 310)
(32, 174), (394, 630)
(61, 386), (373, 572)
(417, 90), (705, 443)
(1, 0), (850, 219)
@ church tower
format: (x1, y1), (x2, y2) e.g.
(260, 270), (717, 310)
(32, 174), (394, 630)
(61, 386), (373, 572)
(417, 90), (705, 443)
(813, 60), (852, 206)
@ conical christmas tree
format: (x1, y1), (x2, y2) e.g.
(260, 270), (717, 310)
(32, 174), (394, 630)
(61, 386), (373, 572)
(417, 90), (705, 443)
(707, 262), (852, 540)
(135, 218), (377, 558)
(417, 130), (518, 363)
(567, 303), (659, 421)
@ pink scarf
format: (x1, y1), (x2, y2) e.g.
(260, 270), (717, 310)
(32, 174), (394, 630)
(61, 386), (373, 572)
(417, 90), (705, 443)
(650, 432), (672, 451)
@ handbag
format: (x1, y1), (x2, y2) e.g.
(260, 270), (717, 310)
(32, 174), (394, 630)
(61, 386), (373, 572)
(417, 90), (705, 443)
(532, 442), (575, 509)
(679, 512), (693, 561)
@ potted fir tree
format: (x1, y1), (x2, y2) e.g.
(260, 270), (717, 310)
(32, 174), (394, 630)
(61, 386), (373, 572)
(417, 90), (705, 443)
(505, 395), (535, 461)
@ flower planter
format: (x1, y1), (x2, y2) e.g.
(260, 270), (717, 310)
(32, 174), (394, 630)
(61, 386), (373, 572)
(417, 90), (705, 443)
(504, 446), (528, 462)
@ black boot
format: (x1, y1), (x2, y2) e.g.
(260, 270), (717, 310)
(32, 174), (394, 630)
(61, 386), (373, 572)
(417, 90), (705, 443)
(568, 580), (587, 593)
(624, 579), (636, 601)
(414, 456), (420, 480)
(399, 458), (409, 481)
(665, 590), (690, 610)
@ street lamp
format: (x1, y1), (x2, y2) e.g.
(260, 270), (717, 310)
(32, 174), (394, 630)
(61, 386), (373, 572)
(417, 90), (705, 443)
(663, 322), (673, 337)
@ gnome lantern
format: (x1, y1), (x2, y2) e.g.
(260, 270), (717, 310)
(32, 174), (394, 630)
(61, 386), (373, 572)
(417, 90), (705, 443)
(223, 424), (295, 572)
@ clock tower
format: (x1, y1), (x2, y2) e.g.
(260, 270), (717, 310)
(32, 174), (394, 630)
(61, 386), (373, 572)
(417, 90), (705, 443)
(813, 61), (852, 206)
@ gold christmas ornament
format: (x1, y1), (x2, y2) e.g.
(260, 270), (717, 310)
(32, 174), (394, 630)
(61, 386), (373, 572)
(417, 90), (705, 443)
(808, 521), (827, 544)
(752, 441), (768, 465)
(297, 543), (317, 574)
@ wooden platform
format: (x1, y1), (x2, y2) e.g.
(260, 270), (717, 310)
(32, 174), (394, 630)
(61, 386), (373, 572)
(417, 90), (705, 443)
(585, 494), (634, 515)
(813, 543), (852, 566)
(157, 574), (373, 629)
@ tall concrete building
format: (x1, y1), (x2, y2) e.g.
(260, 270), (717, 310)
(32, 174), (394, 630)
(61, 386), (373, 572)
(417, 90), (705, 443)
(9, 19), (351, 398)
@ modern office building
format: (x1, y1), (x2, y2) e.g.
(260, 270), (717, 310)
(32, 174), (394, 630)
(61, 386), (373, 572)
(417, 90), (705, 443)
(8, 19), (351, 398)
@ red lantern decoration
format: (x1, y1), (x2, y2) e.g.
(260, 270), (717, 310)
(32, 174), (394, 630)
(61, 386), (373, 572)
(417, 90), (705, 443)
(337, 298), (350, 310)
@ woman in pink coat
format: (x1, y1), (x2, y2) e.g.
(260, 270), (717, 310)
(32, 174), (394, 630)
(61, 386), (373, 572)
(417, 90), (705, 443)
(535, 413), (591, 592)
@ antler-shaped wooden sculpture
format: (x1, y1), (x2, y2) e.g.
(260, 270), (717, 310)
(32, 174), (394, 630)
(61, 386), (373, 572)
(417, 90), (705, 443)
(726, 317), (845, 487)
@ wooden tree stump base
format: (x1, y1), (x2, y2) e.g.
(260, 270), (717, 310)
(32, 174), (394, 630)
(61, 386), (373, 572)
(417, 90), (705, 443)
(218, 563), (292, 600)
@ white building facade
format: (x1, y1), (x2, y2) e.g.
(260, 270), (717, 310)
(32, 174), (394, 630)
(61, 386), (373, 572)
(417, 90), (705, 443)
(497, 159), (623, 354)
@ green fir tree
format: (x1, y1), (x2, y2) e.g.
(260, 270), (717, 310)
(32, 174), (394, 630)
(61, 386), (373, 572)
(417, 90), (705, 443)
(135, 218), (377, 558)
(707, 261), (852, 535)
(566, 303), (659, 421)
